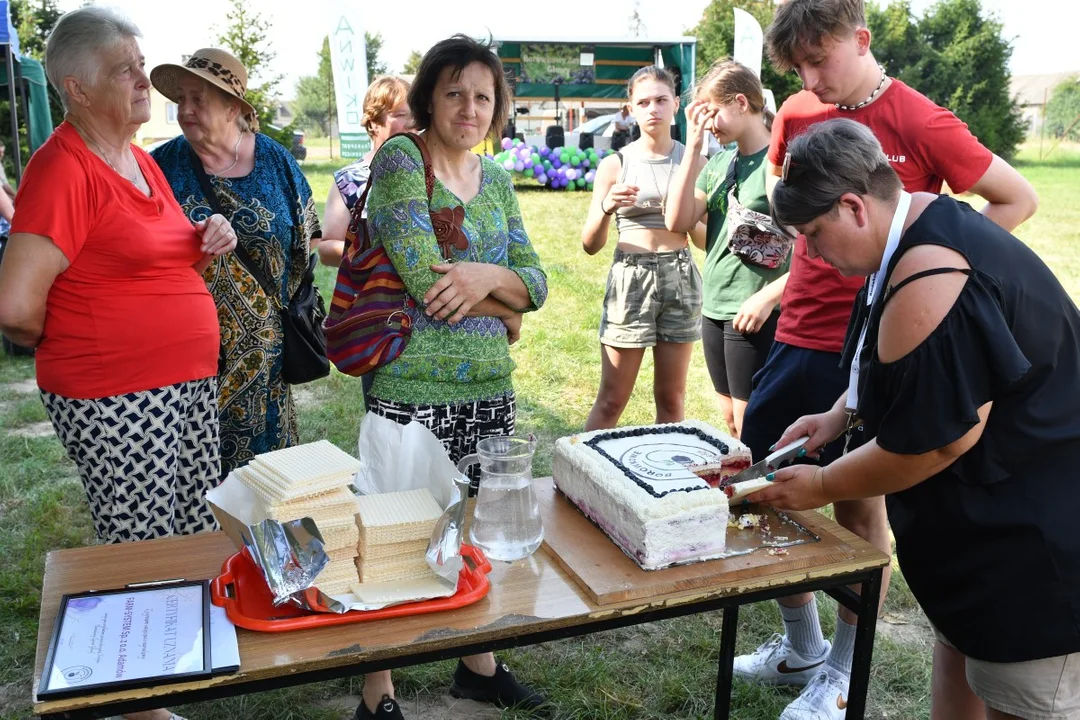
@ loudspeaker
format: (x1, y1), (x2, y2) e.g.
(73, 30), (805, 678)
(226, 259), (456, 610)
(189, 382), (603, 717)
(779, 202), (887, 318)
(545, 125), (564, 150)
(578, 132), (594, 150)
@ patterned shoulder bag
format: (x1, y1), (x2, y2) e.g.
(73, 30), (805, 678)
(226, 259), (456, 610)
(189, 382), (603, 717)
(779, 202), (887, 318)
(723, 154), (792, 270)
(323, 132), (466, 377)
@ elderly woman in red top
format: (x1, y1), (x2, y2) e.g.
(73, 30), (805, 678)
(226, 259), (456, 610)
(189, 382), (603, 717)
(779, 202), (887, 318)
(0, 7), (235, 555)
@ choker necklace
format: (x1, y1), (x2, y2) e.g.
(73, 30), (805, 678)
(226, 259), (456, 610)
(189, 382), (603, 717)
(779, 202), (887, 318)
(835, 65), (887, 111)
(207, 132), (245, 176)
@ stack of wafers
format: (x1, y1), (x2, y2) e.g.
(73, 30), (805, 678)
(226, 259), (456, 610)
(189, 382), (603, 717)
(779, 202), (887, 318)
(353, 488), (443, 586)
(235, 440), (362, 595)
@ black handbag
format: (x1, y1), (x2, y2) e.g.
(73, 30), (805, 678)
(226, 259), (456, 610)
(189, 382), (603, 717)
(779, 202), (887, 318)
(189, 149), (330, 385)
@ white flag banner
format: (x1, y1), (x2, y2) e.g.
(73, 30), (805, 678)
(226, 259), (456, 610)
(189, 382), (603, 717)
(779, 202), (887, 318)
(328, 7), (370, 158)
(733, 8), (764, 80)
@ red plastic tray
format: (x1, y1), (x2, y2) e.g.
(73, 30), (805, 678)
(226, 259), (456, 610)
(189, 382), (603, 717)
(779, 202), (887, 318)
(210, 544), (492, 632)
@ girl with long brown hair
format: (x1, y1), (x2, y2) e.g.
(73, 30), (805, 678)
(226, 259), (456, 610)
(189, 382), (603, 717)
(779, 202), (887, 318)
(581, 65), (704, 430)
(665, 58), (791, 439)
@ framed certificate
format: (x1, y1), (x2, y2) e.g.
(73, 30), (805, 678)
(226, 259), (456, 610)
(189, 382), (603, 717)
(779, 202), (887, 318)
(39, 580), (212, 699)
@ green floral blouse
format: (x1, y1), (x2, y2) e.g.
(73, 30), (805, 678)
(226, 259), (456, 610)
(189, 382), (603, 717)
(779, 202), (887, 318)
(366, 135), (548, 405)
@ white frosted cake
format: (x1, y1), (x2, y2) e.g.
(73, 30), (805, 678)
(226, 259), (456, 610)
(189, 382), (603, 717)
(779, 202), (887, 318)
(553, 420), (752, 570)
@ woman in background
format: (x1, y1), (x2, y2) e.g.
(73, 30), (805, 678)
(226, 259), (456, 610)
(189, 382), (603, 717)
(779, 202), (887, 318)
(151, 48), (321, 479)
(318, 75), (412, 268)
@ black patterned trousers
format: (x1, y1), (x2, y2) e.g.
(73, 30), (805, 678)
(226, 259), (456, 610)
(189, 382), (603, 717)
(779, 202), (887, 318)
(41, 378), (222, 544)
(367, 393), (516, 493)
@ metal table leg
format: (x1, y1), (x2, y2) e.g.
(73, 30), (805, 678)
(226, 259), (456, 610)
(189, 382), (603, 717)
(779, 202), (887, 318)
(844, 568), (883, 718)
(714, 605), (740, 719)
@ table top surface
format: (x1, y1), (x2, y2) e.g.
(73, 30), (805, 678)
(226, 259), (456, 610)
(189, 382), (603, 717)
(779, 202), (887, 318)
(33, 478), (888, 716)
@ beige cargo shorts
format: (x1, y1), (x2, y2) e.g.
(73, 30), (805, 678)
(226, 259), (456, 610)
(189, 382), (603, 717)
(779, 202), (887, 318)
(599, 247), (703, 349)
(934, 626), (1080, 719)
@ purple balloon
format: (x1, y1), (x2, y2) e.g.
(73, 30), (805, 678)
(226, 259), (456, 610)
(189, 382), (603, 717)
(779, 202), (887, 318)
(514, 161), (525, 172)
(552, 157), (562, 169)
(500, 137), (513, 150)
(524, 158), (534, 168)
(565, 169), (577, 181)
(583, 159), (591, 168)
(539, 146), (550, 156)
(503, 159), (515, 171)
(585, 170), (596, 183)
(536, 174), (547, 184)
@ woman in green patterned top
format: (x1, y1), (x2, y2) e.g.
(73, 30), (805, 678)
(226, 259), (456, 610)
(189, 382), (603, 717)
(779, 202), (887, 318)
(357, 35), (548, 720)
(666, 59), (790, 438)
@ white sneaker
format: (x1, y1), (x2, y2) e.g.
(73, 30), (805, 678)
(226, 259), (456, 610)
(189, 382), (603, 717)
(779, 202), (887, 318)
(779, 668), (851, 720)
(732, 633), (831, 687)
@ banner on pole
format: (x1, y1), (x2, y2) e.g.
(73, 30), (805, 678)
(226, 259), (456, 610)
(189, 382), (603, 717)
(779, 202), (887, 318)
(733, 8), (764, 80)
(328, 8), (371, 158)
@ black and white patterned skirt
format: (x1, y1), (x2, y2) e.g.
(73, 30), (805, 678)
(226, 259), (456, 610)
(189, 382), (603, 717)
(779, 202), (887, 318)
(367, 393), (516, 493)
(41, 377), (222, 544)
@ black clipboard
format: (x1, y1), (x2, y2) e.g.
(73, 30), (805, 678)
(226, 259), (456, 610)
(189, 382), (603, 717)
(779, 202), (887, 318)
(38, 579), (213, 699)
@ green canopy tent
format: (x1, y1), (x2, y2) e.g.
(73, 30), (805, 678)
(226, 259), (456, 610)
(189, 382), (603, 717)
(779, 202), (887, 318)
(0, 0), (56, 183)
(495, 36), (697, 141)
(0, 55), (53, 161)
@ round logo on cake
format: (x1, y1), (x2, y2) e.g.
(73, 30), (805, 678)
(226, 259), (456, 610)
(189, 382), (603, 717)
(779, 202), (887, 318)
(619, 443), (718, 482)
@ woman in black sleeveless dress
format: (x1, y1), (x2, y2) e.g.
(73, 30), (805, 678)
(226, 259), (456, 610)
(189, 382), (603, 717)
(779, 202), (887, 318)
(750, 119), (1080, 719)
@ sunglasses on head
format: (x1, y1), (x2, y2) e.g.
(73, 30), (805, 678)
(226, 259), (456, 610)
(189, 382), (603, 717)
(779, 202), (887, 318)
(781, 152), (805, 183)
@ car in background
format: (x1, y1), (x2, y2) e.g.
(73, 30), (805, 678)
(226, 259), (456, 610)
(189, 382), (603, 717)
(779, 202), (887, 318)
(268, 125), (306, 162)
(530, 112), (724, 156)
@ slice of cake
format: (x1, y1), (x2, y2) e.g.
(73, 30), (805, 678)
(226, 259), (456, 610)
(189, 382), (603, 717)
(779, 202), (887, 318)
(553, 419), (751, 570)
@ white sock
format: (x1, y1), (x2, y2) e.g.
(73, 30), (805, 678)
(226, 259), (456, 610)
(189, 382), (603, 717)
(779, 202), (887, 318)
(825, 617), (857, 677)
(780, 598), (828, 660)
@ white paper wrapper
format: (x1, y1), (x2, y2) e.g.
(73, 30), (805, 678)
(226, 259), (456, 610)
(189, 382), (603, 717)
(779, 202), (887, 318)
(354, 413), (456, 506)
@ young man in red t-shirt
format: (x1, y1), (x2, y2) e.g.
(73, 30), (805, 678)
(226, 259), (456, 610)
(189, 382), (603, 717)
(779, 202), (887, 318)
(734, 1), (1038, 718)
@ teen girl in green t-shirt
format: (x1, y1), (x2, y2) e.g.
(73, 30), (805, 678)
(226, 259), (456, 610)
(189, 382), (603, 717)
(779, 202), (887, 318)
(666, 59), (791, 438)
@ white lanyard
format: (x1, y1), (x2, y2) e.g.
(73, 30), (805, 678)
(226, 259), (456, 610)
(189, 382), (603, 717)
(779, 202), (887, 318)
(846, 191), (912, 413)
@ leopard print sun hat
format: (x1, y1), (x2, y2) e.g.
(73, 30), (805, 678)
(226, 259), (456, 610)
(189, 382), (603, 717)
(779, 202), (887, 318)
(150, 48), (259, 131)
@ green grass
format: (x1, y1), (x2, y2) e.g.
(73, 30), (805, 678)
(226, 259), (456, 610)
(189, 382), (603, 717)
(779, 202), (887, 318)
(2, 144), (1078, 719)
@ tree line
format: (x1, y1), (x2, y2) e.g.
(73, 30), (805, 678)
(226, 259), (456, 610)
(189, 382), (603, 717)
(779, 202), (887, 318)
(5, 0), (1075, 160)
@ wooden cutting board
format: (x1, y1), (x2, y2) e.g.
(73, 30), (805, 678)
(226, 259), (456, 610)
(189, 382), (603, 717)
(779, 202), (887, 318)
(536, 477), (858, 605)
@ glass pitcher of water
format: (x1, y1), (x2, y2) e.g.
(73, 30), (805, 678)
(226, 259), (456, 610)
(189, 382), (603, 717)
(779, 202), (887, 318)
(457, 435), (543, 562)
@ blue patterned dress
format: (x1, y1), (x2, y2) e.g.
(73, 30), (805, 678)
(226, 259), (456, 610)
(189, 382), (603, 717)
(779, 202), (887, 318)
(152, 134), (321, 478)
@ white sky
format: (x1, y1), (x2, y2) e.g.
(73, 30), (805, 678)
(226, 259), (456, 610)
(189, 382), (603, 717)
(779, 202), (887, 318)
(57, 0), (1080, 99)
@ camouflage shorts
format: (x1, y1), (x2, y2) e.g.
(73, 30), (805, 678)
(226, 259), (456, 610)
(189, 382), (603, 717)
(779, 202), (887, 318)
(599, 247), (702, 348)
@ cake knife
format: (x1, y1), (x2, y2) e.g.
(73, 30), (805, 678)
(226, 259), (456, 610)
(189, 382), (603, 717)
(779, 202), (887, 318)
(720, 435), (811, 490)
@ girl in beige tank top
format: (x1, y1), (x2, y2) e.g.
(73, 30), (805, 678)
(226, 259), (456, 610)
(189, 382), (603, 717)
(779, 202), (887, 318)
(580, 66), (706, 431)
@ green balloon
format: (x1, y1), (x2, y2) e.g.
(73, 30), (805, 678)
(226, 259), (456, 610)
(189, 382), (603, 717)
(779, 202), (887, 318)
(525, 168), (535, 177)
(543, 160), (553, 170)
(512, 138), (521, 146)
(559, 153), (569, 163)
(587, 182), (594, 191)
(575, 178), (585, 187)
(531, 153), (541, 164)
